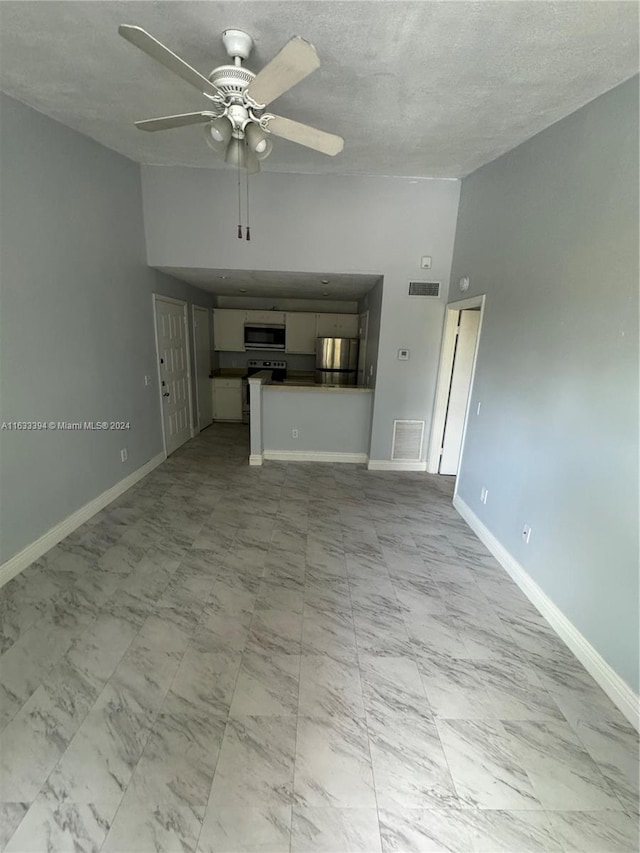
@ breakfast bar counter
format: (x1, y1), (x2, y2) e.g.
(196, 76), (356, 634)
(248, 373), (373, 465)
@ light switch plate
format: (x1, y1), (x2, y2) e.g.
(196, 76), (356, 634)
(420, 256), (432, 269)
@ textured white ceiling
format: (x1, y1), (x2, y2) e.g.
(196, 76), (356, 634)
(1, 1), (637, 178)
(158, 267), (381, 299)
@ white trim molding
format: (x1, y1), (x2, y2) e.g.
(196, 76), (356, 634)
(249, 453), (264, 466)
(263, 450), (368, 464)
(0, 451), (166, 589)
(368, 459), (427, 472)
(453, 494), (639, 731)
(427, 294), (486, 474)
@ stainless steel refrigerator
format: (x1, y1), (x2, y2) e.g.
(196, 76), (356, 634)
(315, 337), (359, 386)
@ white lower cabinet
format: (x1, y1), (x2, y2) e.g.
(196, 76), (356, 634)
(212, 377), (243, 421)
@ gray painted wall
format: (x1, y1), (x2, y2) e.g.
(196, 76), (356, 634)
(262, 389), (373, 454)
(0, 95), (214, 563)
(141, 168), (461, 461)
(450, 76), (639, 691)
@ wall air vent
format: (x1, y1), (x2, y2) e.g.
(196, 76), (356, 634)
(408, 281), (440, 297)
(391, 420), (425, 461)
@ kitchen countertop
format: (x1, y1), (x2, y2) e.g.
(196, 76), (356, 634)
(265, 381), (373, 393)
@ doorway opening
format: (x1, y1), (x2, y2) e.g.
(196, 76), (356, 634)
(153, 294), (195, 456)
(427, 295), (485, 476)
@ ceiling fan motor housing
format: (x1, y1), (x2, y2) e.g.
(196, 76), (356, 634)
(208, 65), (255, 97)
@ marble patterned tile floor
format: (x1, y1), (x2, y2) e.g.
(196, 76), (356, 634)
(1, 423), (638, 852)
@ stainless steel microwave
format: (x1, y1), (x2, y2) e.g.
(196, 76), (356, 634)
(244, 324), (286, 350)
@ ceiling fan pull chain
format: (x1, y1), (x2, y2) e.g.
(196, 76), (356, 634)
(237, 158), (243, 239)
(246, 151), (251, 241)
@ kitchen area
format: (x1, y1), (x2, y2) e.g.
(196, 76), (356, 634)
(209, 300), (378, 465)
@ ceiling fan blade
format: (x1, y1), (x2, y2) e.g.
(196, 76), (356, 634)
(246, 36), (320, 107)
(119, 25), (223, 99)
(134, 112), (217, 130)
(134, 111), (218, 132)
(265, 115), (344, 156)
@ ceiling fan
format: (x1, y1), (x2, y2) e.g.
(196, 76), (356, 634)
(118, 25), (344, 172)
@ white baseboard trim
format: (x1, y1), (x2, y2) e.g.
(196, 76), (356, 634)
(368, 459), (427, 472)
(0, 451), (167, 589)
(453, 494), (639, 731)
(263, 450), (368, 464)
(249, 454), (264, 466)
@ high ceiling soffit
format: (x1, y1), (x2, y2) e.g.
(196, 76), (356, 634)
(157, 268), (381, 300)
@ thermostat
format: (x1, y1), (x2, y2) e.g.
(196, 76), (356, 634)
(398, 349), (410, 361)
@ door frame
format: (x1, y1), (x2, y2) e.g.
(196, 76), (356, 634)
(192, 304), (212, 431)
(427, 294), (485, 474)
(152, 293), (195, 457)
(358, 310), (369, 386)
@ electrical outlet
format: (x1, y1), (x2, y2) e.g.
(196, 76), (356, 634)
(120, 448), (128, 463)
(480, 487), (488, 504)
(144, 375), (152, 386)
(291, 429), (298, 439)
(522, 524), (532, 544)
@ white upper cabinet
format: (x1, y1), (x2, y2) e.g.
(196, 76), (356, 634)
(245, 310), (285, 325)
(285, 312), (317, 353)
(213, 309), (246, 351)
(213, 309), (360, 352)
(337, 314), (359, 337)
(315, 313), (359, 338)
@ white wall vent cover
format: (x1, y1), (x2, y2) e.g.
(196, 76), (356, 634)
(391, 420), (425, 461)
(408, 281), (440, 297)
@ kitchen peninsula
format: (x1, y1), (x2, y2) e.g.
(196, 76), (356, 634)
(248, 372), (374, 466)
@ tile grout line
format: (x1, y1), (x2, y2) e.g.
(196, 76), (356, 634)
(347, 510), (385, 853)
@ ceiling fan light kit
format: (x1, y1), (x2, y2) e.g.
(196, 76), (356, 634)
(206, 116), (232, 146)
(119, 23), (344, 238)
(245, 122), (269, 154)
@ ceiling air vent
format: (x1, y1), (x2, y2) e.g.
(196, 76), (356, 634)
(391, 420), (425, 462)
(408, 281), (440, 297)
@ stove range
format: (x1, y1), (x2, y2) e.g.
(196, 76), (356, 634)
(246, 359), (287, 382)
(242, 359), (287, 422)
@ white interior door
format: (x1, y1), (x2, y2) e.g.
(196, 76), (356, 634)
(193, 306), (212, 430)
(154, 296), (193, 455)
(439, 310), (481, 475)
(357, 311), (368, 385)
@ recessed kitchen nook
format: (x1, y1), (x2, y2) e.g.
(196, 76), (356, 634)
(206, 274), (381, 465)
